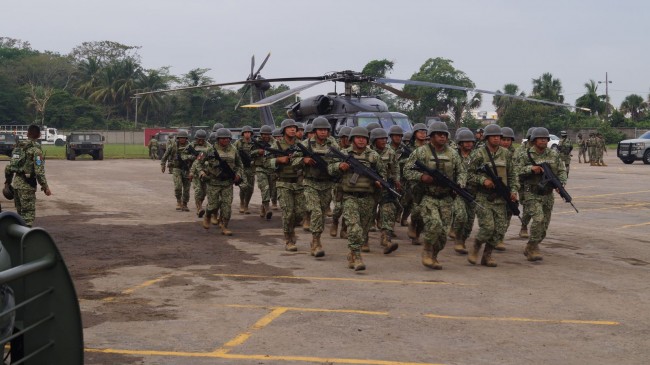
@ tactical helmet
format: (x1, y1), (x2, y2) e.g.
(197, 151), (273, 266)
(560, 130), (567, 136)
(208, 132), (218, 142)
(241, 125), (254, 133)
(501, 127), (515, 140)
(311, 117), (331, 131)
(338, 126), (352, 138)
(483, 124), (502, 137)
(366, 122), (382, 133)
(403, 131), (413, 142)
(305, 124), (314, 133)
(177, 130), (189, 138)
(456, 130), (476, 142)
(531, 127), (550, 141)
(454, 127), (470, 141)
(295, 122), (305, 130)
(427, 121), (450, 137)
(526, 127), (536, 139)
(194, 129), (207, 139)
(412, 123), (427, 133)
(280, 119), (297, 133)
(389, 125), (404, 136)
(260, 125), (273, 134)
(212, 123), (224, 131)
(216, 128), (232, 139)
(349, 126), (370, 140)
(2, 184), (14, 200)
(370, 128), (389, 144)
(272, 128), (282, 137)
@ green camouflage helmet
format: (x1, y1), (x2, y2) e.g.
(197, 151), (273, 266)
(311, 117), (330, 130)
(338, 126), (352, 138)
(177, 130), (189, 138)
(295, 122), (305, 130)
(454, 127), (470, 140)
(305, 124), (314, 133)
(260, 125), (273, 134)
(349, 126), (369, 140)
(389, 125), (404, 136)
(216, 128), (232, 139)
(526, 127), (536, 139)
(212, 123), (224, 131)
(412, 123), (427, 133)
(456, 129), (476, 142)
(241, 125), (254, 133)
(483, 124), (502, 137)
(427, 121), (449, 137)
(403, 131), (413, 142)
(280, 119), (297, 133)
(272, 128), (282, 137)
(501, 127), (515, 140)
(366, 122), (382, 133)
(370, 128), (388, 144)
(208, 132), (218, 142)
(531, 127), (550, 141)
(194, 129), (207, 139)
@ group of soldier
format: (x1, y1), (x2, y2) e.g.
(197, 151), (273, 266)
(157, 119), (569, 272)
(577, 132), (608, 166)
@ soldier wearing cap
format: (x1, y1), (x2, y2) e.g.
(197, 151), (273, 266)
(404, 121), (466, 270)
(161, 129), (193, 211)
(234, 125), (256, 214)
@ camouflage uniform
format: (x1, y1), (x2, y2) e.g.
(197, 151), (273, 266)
(578, 135), (588, 163)
(233, 138), (256, 213)
(198, 143), (244, 233)
(5, 139), (50, 227)
(587, 134), (597, 165)
(450, 148), (476, 252)
(148, 137), (159, 159)
(557, 136), (573, 175)
(404, 143), (466, 269)
(189, 140), (211, 215)
(404, 140), (427, 244)
(374, 144), (400, 247)
(515, 146), (567, 261)
(596, 135), (606, 166)
(467, 145), (518, 266)
(251, 141), (275, 218)
(161, 140), (193, 209)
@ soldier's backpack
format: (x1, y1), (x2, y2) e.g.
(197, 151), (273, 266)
(7, 144), (27, 174)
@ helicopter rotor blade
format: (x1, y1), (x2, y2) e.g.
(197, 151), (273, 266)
(376, 78), (590, 111)
(241, 79), (336, 108)
(250, 55), (255, 79)
(253, 52), (271, 78)
(234, 84), (252, 110)
(370, 82), (417, 100)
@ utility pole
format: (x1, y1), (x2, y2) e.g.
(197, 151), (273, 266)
(131, 96), (141, 128)
(598, 72), (612, 119)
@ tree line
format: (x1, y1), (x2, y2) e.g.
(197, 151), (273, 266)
(1, 38), (648, 142)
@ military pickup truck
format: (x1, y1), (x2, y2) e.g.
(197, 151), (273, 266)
(65, 132), (105, 160)
(0, 133), (19, 157)
(617, 131), (650, 164)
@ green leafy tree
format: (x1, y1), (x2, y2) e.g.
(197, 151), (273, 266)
(531, 72), (564, 103)
(619, 94), (647, 122)
(45, 90), (104, 129)
(360, 59), (394, 96)
(492, 83), (525, 118)
(575, 80), (606, 117)
(69, 40), (141, 64)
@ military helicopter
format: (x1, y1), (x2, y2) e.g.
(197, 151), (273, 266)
(135, 54), (589, 135)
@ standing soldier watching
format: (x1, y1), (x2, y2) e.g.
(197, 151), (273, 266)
(587, 133), (597, 166)
(266, 119), (304, 251)
(557, 131), (573, 175)
(577, 133), (588, 164)
(328, 127), (386, 271)
(189, 130), (211, 217)
(467, 125), (518, 267)
(148, 135), (159, 160)
(371, 128), (400, 254)
(4, 124), (52, 227)
(234, 125), (256, 214)
(161, 130), (192, 211)
(515, 127), (567, 262)
(199, 128), (243, 235)
(293, 117), (336, 257)
(596, 133), (607, 166)
(252, 125), (275, 220)
(406, 123), (429, 245)
(330, 126), (352, 238)
(451, 129), (476, 254)
(404, 122), (466, 270)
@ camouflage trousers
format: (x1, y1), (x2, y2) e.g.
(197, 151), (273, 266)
(525, 193), (555, 245)
(400, 180), (414, 219)
(520, 190), (532, 227)
(378, 199), (398, 232)
(332, 185), (343, 221)
(172, 168), (191, 203)
(255, 170), (274, 203)
(206, 183), (234, 221)
(304, 183), (333, 235)
(270, 173), (278, 205)
(239, 168), (255, 204)
(277, 184), (304, 234)
(451, 196), (475, 241)
(475, 193), (509, 247)
(419, 195), (453, 251)
(342, 193), (376, 251)
(14, 188), (36, 227)
(579, 147), (588, 163)
(149, 147), (158, 159)
(193, 178), (207, 205)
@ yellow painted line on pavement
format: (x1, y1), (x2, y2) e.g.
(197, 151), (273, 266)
(223, 303), (389, 316)
(424, 313), (619, 326)
(213, 273), (472, 286)
(555, 202), (650, 215)
(85, 348), (445, 365)
(102, 273), (173, 302)
(620, 221), (650, 229)
(215, 307), (288, 354)
(575, 189), (650, 199)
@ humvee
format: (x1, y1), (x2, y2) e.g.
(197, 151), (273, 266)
(65, 132), (105, 160)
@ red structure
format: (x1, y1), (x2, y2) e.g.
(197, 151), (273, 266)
(144, 128), (177, 146)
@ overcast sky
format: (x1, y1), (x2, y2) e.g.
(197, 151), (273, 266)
(3, 0), (648, 113)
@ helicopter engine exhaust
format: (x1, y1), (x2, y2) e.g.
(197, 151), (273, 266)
(291, 95), (333, 119)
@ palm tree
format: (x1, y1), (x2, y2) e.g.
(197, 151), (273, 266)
(492, 83), (525, 118)
(620, 94), (648, 121)
(74, 57), (102, 98)
(137, 68), (175, 123)
(449, 92), (482, 129)
(575, 80), (605, 116)
(531, 72), (564, 103)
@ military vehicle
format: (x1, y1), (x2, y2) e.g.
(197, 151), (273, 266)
(65, 132), (105, 160)
(154, 132), (172, 159)
(617, 130), (650, 164)
(0, 133), (19, 157)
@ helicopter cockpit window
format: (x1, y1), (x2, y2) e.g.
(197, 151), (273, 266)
(392, 117), (413, 132)
(377, 117), (393, 130)
(357, 117), (381, 127)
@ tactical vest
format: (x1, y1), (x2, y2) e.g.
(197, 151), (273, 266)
(342, 148), (376, 194)
(303, 139), (332, 180)
(524, 148), (559, 194)
(422, 145), (455, 196)
(377, 147), (396, 181)
(275, 139), (299, 180)
(208, 145), (237, 180)
(479, 146), (508, 184)
(8, 141), (29, 174)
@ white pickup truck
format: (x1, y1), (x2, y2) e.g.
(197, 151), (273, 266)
(617, 131), (650, 164)
(0, 125), (67, 146)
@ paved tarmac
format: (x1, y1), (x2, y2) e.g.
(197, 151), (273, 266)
(9, 151), (649, 365)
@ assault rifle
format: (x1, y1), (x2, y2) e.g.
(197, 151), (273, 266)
(252, 140), (297, 157)
(207, 149), (241, 185)
(294, 142), (329, 175)
(238, 147), (252, 168)
(328, 147), (401, 199)
(477, 164), (521, 219)
(412, 160), (480, 208)
(538, 162), (579, 213)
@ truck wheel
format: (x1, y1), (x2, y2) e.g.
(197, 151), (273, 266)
(98, 150), (104, 160)
(54, 138), (65, 146)
(622, 159), (634, 165)
(643, 150), (650, 165)
(69, 152), (76, 161)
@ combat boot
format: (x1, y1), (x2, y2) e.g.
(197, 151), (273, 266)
(519, 224), (529, 238)
(601, 161), (607, 167)
(421, 243), (436, 269)
(244, 201), (251, 214)
(220, 220), (233, 236)
(211, 214), (220, 225)
(239, 200), (245, 214)
(525, 242), (543, 261)
(272, 202), (279, 210)
(302, 214), (311, 231)
(259, 203), (266, 218)
(312, 234), (325, 257)
(284, 233), (297, 252)
(481, 245), (497, 267)
(448, 228), (456, 239)
(407, 221), (417, 239)
(361, 236), (370, 252)
(263, 203), (272, 220)
(176, 200), (182, 211)
(181, 202), (190, 212)
(453, 236), (468, 255)
(400, 209), (410, 226)
(340, 221), (348, 239)
(325, 206), (333, 217)
(353, 251), (366, 271)
(430, 247), (443, 270)
(196, 202), (205, 218)
(468, 239), (483, 265)
(346, 251), (355, 269)
(495, 240), (506, 251)
(381, 230), (398, 255)
(202, 211), (211, 230)
(330, 219), (339, 237)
